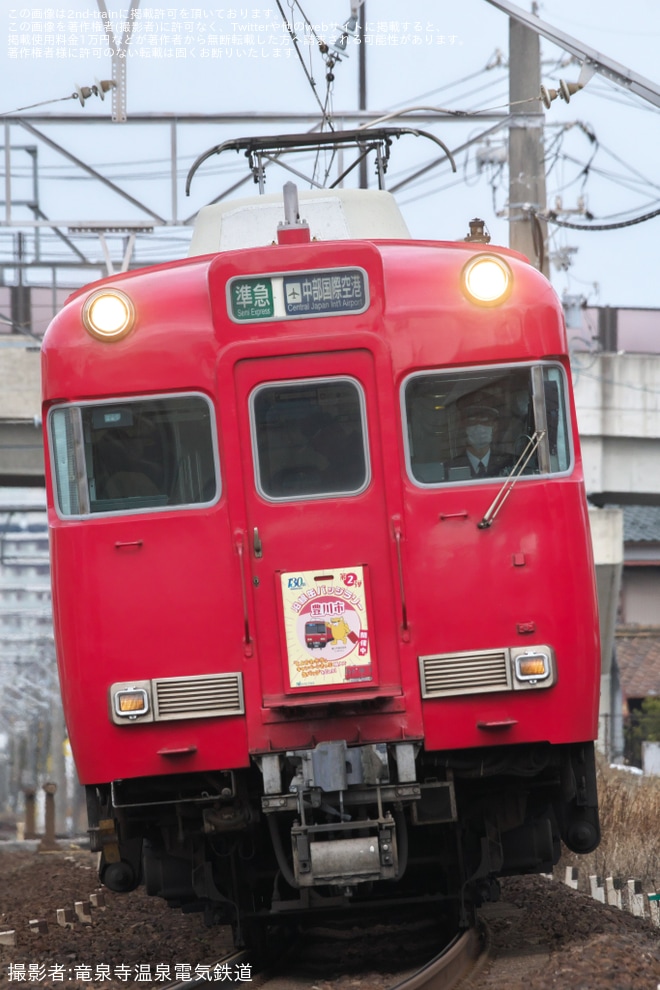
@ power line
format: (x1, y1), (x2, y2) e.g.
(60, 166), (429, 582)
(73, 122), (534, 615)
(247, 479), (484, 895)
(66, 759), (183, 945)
(555, 153), (660, 199)
(387, 56), (506, 110)
(0, 81), (115, 117)
(273, 0), (334, 129)
(596, 142), (660, 194)
(0, 94), (80, 117)
(542, 205), (660, 231)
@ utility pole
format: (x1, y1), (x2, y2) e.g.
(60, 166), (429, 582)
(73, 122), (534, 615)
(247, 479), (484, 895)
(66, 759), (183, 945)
(508, 12), (549, 275)
(358, 2), (367, 189)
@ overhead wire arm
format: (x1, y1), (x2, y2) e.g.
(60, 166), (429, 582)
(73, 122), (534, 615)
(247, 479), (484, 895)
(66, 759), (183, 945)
(483, 0), (660, 109)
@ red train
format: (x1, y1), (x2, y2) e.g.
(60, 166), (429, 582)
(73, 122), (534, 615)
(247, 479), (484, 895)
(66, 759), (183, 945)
(42, 131), (600, 946)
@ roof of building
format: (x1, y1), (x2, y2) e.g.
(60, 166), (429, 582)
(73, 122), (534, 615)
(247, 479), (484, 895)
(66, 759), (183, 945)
(621, 505), (660, 544)
(617, 628), (660, 700)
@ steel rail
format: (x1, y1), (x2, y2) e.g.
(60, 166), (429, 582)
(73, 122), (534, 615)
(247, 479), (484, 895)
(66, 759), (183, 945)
(153, 922), (484, 990)
(389, 927), (485, 990)
(163, 949), (251, 990)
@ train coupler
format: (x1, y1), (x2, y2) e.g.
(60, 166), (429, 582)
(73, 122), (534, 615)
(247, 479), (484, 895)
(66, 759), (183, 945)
(291, 815), (398, 887)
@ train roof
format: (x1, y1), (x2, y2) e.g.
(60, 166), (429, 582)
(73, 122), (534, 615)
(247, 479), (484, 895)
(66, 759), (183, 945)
(188, 188), (411, 256)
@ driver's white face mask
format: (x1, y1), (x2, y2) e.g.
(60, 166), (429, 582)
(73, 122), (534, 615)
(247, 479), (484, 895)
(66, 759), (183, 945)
(466, 424), (493, 448)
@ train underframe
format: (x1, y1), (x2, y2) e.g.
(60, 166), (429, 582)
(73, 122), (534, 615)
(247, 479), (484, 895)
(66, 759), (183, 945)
(86, 739), (600, 947)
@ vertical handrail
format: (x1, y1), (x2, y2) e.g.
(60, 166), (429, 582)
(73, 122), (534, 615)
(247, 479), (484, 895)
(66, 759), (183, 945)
(392, 516), (410, 641)
(235, 533), (254, 658)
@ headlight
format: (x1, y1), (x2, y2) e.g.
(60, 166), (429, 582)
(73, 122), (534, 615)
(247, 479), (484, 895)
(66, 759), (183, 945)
(82, 289), (135, 341)
(513, 650), (553, 686)
(111, 683), (152, 722)
(461, 255), (512, 306)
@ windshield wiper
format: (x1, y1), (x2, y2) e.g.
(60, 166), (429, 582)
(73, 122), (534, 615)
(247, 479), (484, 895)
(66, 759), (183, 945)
(477, 430), (546, 529)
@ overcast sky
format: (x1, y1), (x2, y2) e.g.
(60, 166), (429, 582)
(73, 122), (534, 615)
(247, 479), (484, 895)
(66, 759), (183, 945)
(1, 1), (658, 310)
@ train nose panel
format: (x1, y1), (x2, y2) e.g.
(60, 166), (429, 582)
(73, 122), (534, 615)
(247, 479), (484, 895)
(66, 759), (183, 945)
(230, 350), (409, 740)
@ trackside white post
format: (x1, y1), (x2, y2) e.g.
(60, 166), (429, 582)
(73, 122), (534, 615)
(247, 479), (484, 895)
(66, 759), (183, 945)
(606, 877), (622, 909)
(627, 879), (646, 918)
(589, 875), (605, 903)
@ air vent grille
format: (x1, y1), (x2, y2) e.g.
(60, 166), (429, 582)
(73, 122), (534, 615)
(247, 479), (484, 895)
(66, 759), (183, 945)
(420, 650), (511, 698)
(153, 673), (244, 720)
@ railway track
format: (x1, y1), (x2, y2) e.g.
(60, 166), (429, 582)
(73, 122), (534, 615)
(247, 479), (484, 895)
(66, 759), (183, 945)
(162, 950), (251, 989)
(241, 918), (485, 990)
(3, 844), (486, 990)
(3, 848), (660, 989)
(118, 922), (483, 990)
(372, 929), (484, 990)
(389, 927), (484, 990)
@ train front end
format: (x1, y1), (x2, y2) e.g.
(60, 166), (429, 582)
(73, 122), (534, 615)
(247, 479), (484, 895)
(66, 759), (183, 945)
(42, 185), (600, 942)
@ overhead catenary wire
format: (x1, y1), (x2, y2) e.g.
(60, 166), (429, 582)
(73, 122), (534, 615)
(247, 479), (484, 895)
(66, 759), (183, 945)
(1, 24), (657, 304)
(386, 56), (507, 110)
(582, 78), (660, 114)
(1, 81), (115, 117)
(274, 0), (334, 130)
(1, 59), (647, 198)
(596, 141), (660, 194)
(0, 94), (80, 116)
(359, 93), (543, 132)
(381, 105), (654, 228)
(555, 153), (660, 199)
(287, 0), (327, 51)
(540, 205), (660, 231)
(384, 49), (571, 116)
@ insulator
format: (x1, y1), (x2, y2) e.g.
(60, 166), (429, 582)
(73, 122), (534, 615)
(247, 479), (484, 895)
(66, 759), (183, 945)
(559, 79), (582, 103)
(94, 78), (116, 101)
(74, 85), (93, 106)
(540, 80), (582, 109)
(540, 85), (558, 109)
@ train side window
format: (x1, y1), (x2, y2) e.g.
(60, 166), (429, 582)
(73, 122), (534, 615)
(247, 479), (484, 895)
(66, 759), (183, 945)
(48, 394), (219, 517)
(542, 366), (570, 472)
(402, 365), (572, 485)
(251, 377), (369, 499)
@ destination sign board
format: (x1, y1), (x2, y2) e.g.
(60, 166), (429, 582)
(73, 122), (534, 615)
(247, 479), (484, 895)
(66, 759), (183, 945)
(228, 267), (369, 323)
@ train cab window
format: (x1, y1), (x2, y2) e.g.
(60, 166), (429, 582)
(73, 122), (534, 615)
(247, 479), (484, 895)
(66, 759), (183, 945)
(403, 365), (571, 486)
(251, 377), (369, 499)
(49, 394), (218, 516)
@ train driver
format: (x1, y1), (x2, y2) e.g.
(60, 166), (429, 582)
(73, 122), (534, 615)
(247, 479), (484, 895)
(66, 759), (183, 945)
(449, 398), (512, 479)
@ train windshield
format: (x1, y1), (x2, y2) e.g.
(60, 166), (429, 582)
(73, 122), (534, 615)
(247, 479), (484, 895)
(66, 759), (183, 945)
(49, 393), (218, 516)
(250, 377), (369, 499)
(403, 365), (571, 486)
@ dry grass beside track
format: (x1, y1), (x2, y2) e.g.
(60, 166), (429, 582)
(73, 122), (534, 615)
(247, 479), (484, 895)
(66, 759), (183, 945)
(560, 758), (660, 884)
